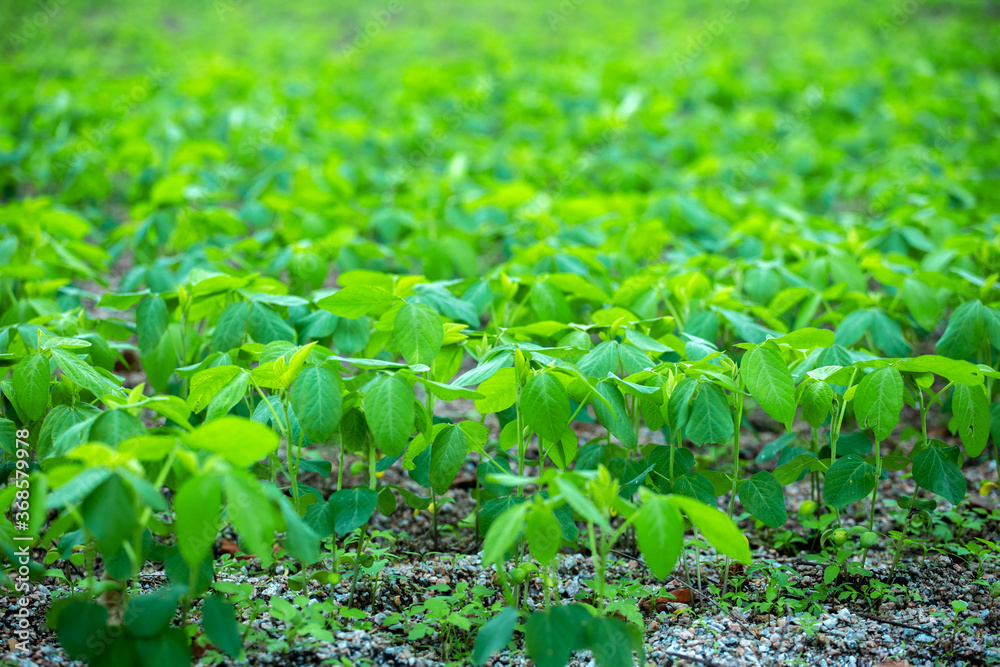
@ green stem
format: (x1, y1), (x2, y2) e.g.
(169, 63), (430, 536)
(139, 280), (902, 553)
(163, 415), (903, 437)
(830, 367), (859, 464)
(869, 438), (882, 531)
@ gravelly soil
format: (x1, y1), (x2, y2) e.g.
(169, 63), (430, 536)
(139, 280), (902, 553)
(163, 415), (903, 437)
(3, 408), (999, 666)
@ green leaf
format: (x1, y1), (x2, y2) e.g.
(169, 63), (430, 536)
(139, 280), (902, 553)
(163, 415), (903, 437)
(430, 425), (468, 495)
(51, 346), (118, 398)
(482, 502), (528, 566)
(363, 374), (414, 457)
(278, 496), (322, 564)
(212, 302), (250, 353)
(769, 328), (834, 349)
(137, 296), (169, 356)
(936, 300), (985, 360)
(667, 472), (718, 507)
(578, 340), (619, 378)
(205, 370), (250, 422)
(394, 302), (444, 366)
(182, 416), (279, 467)
(521, 371), (570, 443)
(738, 471), (787, 527)
(854, 366), (903, 441)
(902, 277), (942, 331)
(526, 504), (562, 566)
(635, 490), (683, 578)
(474, 367), (517, 413)
(224, 471), (280, 565)
(800, 381), (833, 428)
(834, 310), (872, 347)
(952, 383), (990, 457)
(13, 353), (49, 421)
(912, 441), (966, 505)
(290, 365), (343, 442)
(823, 454), (876, 508)
(248, 302), (296, 344)
(593, 380), (637, 449)
(741, 344), (795, 425)
(685, 382), (733, 445)
(524, 605), (592, 667)
(56, 601), (108, 661)
(530, 281), (573, 322)
(667, 495), (751, 564)
(202, 595), (242, 658)
(329, 487), (378, 535)
(895, 355), (983, 386)
(318, 285), (399, 319)
(81, 474), (136, 556)
(587, 615), (641, 667)
(124, 587), (183, 637)
(90, 409), (146, 446)
(471, 607), (517, 666)
(174, 474), (222, 567)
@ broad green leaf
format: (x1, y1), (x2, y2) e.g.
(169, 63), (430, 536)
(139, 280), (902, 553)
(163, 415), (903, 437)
(363, 374), (414, 457)
(81, 474), (136, 556)
(394, 302), (444, 366)
(201, 595), (242, 658)
(666, 471), (718, 507)
(205, 370), (250, 423)
(318, 285), (399, 319)
(741, 344), (795, 425)
(290, 365), (342, 442)
(587, 615), (642, 667)
(524, 605), (592, 667)
(248, 302), (296, 344)
(592, 380), (637, 449)
(902, 277), (942, 331)
(526, 504), (562, 565)
(90, 410), (146, 446)
(174, 474), (222, 567)
(278, 496), (322, 564)
(870, 310), (911, 357)
(521, 371), (571, 443)
(482, 502), (528, 565)
(738, 471), (787, 527)
(329, 487), (378, 535)
(471, 607), (517, 666)
(666, 495), (751, 564)
(224, 472), (280, 566)
(577, 340), (619, 378)
(530, 281), (573, 322)
(800, 381), (833, 428)
(474, 367), (517, 413)
(854, 366), (903, 441)
(51, 346), (119, 398)
(769, 328), (834, 349)
(137, 296), (169, 356)
(635, 490), (683, 578)
(182, 416), (279, 467)
(834, 309), (872, 347)
(912, 441), (966, 505)
(823, 454), (876, 508)
(212, 302), (250, 353)
(430, 425), (468, 495)
(952, 383), (989, 457)
(895, 355), (982, 386)
(685, 382), (733, 445)
(936, 300), (984, 359)
(13, 353), (49, 421)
